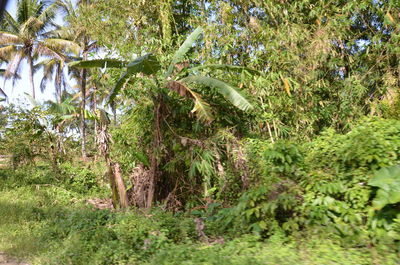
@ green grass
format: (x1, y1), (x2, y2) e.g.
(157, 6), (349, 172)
(0, 169), (399, 264)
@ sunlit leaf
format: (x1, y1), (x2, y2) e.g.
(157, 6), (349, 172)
(369, 165), (400, 210)
(165, 26), (203, 77)
(181, 76), (253, 111)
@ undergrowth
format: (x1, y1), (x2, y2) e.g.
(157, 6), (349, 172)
(0, 181), (398, 264)
(1, 118), (400, 264)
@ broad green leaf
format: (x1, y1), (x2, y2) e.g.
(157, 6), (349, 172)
(107, 71), (130, 104)
(126, 53), (160, 75)
(369, 165), (400, 210)
(165, 26), (203, 77)
(107, 54), (161, 104)
(189, 64), (262, 75)
(181, 76), (253, 111)
(69, 59), (127, 69)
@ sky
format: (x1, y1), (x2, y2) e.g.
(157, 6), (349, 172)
(1, 1), (76, 106)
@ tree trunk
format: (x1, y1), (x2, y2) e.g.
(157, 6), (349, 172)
(99, 117), (129, 209)
(56, 63), (62, 103)
(113, 162), (129, 208)
(146, 94), (163, 208)
(80, 46), (88, 161)
(105, 157), (129, 208)
(93, 85), (98, 160)
(27, 54), (35, 99)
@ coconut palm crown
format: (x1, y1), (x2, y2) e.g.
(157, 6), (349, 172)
(0, 0), (80, 99)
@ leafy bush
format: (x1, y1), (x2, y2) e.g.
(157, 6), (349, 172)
(369, 165), (400, 211)
(58, 162), (102, 194)
(210, 118), (400, 245)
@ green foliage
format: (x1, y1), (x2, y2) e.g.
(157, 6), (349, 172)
(2, 0), (400, 263)
(0, 106), (56, 168)
(208, 118), (400, 245)
(0, 185), (195, 264)
(369, 165), (400, 211)
(165, 26), (203, 77)
(181, 76), (253, 111)
(58, 162), (102, 194)
(148, 234), (398, 265)
(0, 185), (398, 265)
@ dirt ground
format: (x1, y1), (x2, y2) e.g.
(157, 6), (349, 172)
(0, 253), (28, 265)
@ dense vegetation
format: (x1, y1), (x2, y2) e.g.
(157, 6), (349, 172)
(0, 0), (400, 264)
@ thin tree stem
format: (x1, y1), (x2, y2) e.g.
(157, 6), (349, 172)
(27, 54), (35, 99)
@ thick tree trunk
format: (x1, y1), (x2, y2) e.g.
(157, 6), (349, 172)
(105, 157), (129, 209)
(99, 118), (129, 209)
(27, 54), (35, 99)
(113, 163), (129, 208)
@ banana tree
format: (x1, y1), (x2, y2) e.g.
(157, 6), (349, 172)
(70, 26), (256, 208)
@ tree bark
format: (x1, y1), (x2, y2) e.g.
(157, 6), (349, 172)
(105, 157), (129, 209)
(80, 45), (88, 161)
(99, 118), (129, 209)
(146, 94), (163, 208)
(27, 54), (35, 99)
(113, 162), (129, 208)
(93, 85), (98, 160)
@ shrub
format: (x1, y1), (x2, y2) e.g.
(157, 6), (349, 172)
(211, 118), (400, 245)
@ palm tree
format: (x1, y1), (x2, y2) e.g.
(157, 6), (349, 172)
(56, 0), (96, 160)
(71, 27), (256, 208)
(36, 23), (81, 102)
(0, 0), (79, 99)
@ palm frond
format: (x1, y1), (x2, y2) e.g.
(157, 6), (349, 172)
(56, 0), (76, 17)
(180, 76), (253, 111)
(38, 58), (56, 92)
(0, 45), (17, 61)
(42, 38), (81, 56)
(17, 0), (41, 24)
(20, 16), (43, 36)
(0, 32), (22, 45)
(165, 26), (203, 77)
(4, 50), (24, 80)
(35, 42), (65, 60)
(37, 2), (58, 27)
(3, 11), (20, 33)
